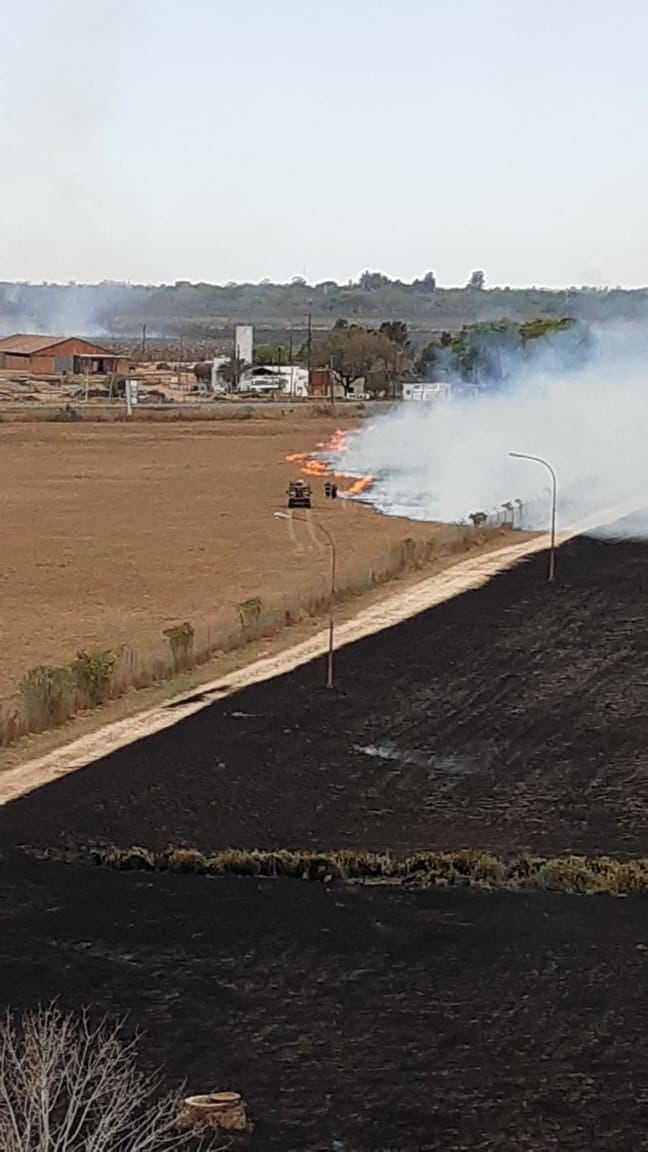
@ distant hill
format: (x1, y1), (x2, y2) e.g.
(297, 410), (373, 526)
(1, 280), (647, 346)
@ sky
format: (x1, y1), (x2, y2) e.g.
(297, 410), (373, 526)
(1, 0), (647, 287)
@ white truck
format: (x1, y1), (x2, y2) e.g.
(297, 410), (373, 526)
(403, 381), (452, 402)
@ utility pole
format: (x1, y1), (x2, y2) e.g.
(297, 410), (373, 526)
(306, 311), (312, 390)
(233, 330), (239, 391)
(509, 452), (558, 582)
(329, 355), (335, 409)
(141, 323), (147, 358)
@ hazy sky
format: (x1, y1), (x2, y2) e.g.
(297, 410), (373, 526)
(1, 0), (647, 287)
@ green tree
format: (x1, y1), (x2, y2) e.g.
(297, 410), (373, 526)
(217, 355), (249, 388)
(379, 320), (409, 347)
(417, 341), (439, 376)
(310, 323), (405, 395)
(451, 320), (519, 381)
(412, 271), (437, 292)
(359, 270), (392, 290)
(253, 342), (289, 366)
(519, 316), (575, 344)
(467, 270), (486, 290)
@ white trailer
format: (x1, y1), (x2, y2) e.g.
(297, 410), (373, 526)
(404, 381), (452, 402)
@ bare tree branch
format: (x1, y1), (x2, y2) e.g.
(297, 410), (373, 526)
(0, 1005), (212, 1152)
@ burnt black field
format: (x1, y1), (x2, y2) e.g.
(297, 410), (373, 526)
(3, 526), (648, 1150)
(3, 853), (648, 1152)
(3, 528), (648, 859)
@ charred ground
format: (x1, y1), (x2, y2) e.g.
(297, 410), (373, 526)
(3, 526), (648, 858)
(2, 525), (648, 1150)
(2, 853), (648, 1152)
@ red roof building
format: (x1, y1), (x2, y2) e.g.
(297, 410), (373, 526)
(0, 334), (128, 376)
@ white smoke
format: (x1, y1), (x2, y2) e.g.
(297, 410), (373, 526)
(334, 323), (648, 536)
(0, 282), (143, 339)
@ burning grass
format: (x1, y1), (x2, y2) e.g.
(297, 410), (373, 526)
(34, 844), (648, 894)
(285, 427), (373, 496)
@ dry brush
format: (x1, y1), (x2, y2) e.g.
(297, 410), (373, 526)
(33, 844), (648, 895)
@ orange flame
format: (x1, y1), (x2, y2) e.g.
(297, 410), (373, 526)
(285, 427), (359, 478)
(341, 475), (374, 497)
(303, 459), (332, 476)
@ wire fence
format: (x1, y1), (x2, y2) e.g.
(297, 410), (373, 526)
(0, 523), (509, 749)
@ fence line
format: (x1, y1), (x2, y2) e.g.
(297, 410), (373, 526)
(0, 524), (512, 749)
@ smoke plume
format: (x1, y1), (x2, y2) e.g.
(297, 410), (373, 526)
(0, 282), (146, 339)
(334, 323), (648, 535)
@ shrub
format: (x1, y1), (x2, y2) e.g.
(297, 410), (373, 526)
(399, 537), (418, 569)
(163, 622), (195, 673)
(531, 855), (602, 894)
(92, 845), (156, 871)
(78, 846), (648, 896)
(18, 664), (76, 731)
(72, 648), (116, 706)
(165, 848), (208, 873)
(2, 521), (506, 748)
(52, 403), (81, 422)
(238, 597), (262, 639)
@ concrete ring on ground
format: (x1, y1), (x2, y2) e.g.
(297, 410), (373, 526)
(184, 1092), (242, 1111)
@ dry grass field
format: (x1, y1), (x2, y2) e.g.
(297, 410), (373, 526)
(0, 413), (457, 705)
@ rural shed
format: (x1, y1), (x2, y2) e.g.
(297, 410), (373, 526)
(0, 334), (128, 376)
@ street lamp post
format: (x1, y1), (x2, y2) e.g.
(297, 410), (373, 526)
(510, 452), (557, 582)
(274, 512), (336, 687)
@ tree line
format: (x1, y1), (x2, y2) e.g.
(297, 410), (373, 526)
(1, 277), (646, 341)
(218, 314), (589, 395)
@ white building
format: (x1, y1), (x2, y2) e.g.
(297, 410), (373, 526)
(402, 380), (452, 402)
(235, 325), (254, 366)
(243, 365), (309, 397)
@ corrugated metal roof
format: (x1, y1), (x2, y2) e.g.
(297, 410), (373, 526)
(0, 334), (115, 355)
(0, 334), (67, 354)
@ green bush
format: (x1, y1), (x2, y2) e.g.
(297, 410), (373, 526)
(163, 622), (195, 673)
(72, 649), (115, 706)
